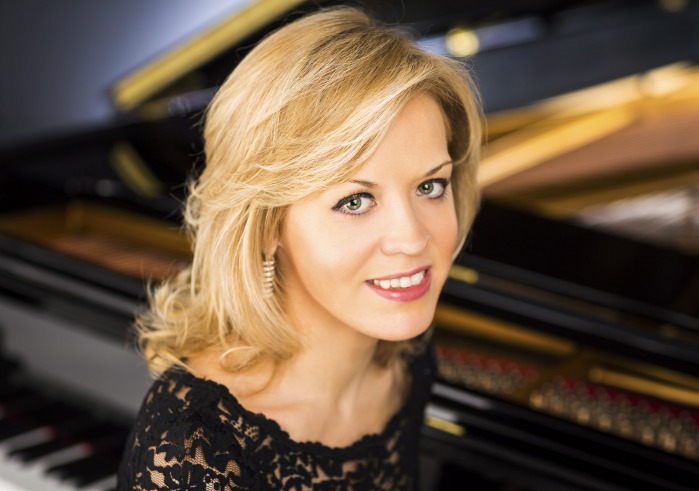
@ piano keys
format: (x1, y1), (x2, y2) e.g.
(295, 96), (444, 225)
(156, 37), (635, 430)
(0, 348), (130, 491)
(0, 381), (127, 491)
(0, 278), (150, 491)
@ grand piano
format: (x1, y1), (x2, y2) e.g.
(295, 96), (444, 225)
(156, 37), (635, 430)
(1, 0), (698, 489)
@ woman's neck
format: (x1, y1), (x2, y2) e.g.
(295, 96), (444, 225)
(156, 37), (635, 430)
(187, 315), (403, 447)
(278, 317), (381, 411)
(266, 325), (400, 446)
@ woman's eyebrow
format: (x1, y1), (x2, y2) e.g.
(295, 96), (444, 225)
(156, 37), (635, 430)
(349, 179), (377, 188)
(425, 160), (453, 177)
(349, 160), (453, 188)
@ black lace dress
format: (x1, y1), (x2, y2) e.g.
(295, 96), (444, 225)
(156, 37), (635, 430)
(117, 347), (435, 490)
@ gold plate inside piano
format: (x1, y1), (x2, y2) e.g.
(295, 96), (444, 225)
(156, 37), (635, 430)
(0, 201), (191, 281)
(433, 303), (699, 462)
(481, 63), (699, 254)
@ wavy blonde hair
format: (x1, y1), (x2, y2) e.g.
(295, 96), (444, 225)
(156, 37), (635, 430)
(137, 6), (482, 375)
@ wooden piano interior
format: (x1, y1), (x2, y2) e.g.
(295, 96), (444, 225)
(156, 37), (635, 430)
(1, 1), (699, 490)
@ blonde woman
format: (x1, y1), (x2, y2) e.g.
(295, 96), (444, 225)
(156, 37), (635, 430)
(118, 6), (481, 490)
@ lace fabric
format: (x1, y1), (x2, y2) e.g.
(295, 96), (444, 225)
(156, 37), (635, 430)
(117, 346), (435, 490)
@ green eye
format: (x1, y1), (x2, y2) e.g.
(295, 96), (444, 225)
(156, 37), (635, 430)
(346, 197), (362, 211)
(332, 192), (375, 215)
(419, 182), (435, 195)
(417, 178), (449, 198)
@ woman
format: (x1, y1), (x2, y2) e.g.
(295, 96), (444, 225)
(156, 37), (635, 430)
(118, 6), (481, 490)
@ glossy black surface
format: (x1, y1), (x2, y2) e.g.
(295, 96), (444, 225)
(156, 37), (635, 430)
(1, 1), (698, 490)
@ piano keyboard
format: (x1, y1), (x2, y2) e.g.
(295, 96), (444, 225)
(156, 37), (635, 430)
(0, 376), (130, 490)
(0, 293), (153, 490)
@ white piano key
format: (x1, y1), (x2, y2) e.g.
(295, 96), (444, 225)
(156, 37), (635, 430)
(0, 436), (98, 490)
(33, 443), (91, 470)
(0, 427), (54, 452)
(0, 476), (26, 491)
(0, 452), (80, 491)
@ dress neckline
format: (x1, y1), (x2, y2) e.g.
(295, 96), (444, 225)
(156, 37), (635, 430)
(170, 350), (423, 457)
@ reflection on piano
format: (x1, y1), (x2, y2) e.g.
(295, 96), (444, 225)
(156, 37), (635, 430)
(1, 0), (699, 490)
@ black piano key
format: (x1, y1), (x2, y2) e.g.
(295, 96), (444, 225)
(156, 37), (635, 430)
(48, 413), (101, 434)
(24, 402), (79, 422)
(46, 455), (116, 483)
(0, 357), (20, 378)
(0, 383), (30, 401)
(10, 438), (80, 462)
(0, 420), (41, 440)
(37, 423), (129, 485)
(51, 417), (117, 442)
(0, 402), (59, 440)
(71, 463), (118, 488)
(0, 401), (85, 440)
(66, 431), (130, 486)
(87, 429), (129, 451)
(0, 391), (48, 415)
(9, 421), (120, 462)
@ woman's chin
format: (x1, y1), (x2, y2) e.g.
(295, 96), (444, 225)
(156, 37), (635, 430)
(369, 314), (434, 342)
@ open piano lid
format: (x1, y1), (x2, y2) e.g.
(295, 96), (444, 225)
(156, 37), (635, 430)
(109, 0), (699, 115)
(1, 2), (699, 489)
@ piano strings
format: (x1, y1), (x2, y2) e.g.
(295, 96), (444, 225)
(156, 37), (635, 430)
(433, 303), (699, 463)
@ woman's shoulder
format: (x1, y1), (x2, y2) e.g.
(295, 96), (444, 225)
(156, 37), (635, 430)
(118, 369), (265, 490)
(137, 367), (254, 429)
(130, 370), (231, 450)
(140, 368), (215, 413)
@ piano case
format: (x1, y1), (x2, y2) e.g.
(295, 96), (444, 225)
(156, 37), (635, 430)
(1, 0), (699, 490)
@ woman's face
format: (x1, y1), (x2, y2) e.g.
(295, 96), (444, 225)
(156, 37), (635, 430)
(277, 94), (459, 342)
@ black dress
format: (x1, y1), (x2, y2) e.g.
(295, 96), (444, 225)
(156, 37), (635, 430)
(117, 347), (435, 490)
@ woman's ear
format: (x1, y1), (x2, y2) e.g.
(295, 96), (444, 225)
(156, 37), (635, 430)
(267, 236), (281, 255)
(269, 218), (284, 254)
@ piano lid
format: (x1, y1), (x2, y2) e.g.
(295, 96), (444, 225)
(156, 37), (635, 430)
(110, 0), (308, 112)
(108, 0), (699, 117)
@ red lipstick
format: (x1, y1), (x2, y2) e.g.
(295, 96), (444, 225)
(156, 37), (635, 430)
(366, 268), (431, 302)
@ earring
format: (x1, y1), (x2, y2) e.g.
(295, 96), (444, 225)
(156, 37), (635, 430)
(262, 255), (275, 297)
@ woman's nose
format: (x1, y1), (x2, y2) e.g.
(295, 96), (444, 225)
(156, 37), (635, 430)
(380, 200), (430, 256)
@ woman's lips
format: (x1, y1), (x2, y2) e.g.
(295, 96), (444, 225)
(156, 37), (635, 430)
(366, 268), (431, 302)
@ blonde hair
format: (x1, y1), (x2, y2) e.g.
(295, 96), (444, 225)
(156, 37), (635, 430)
(137, 6), (482, 375)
